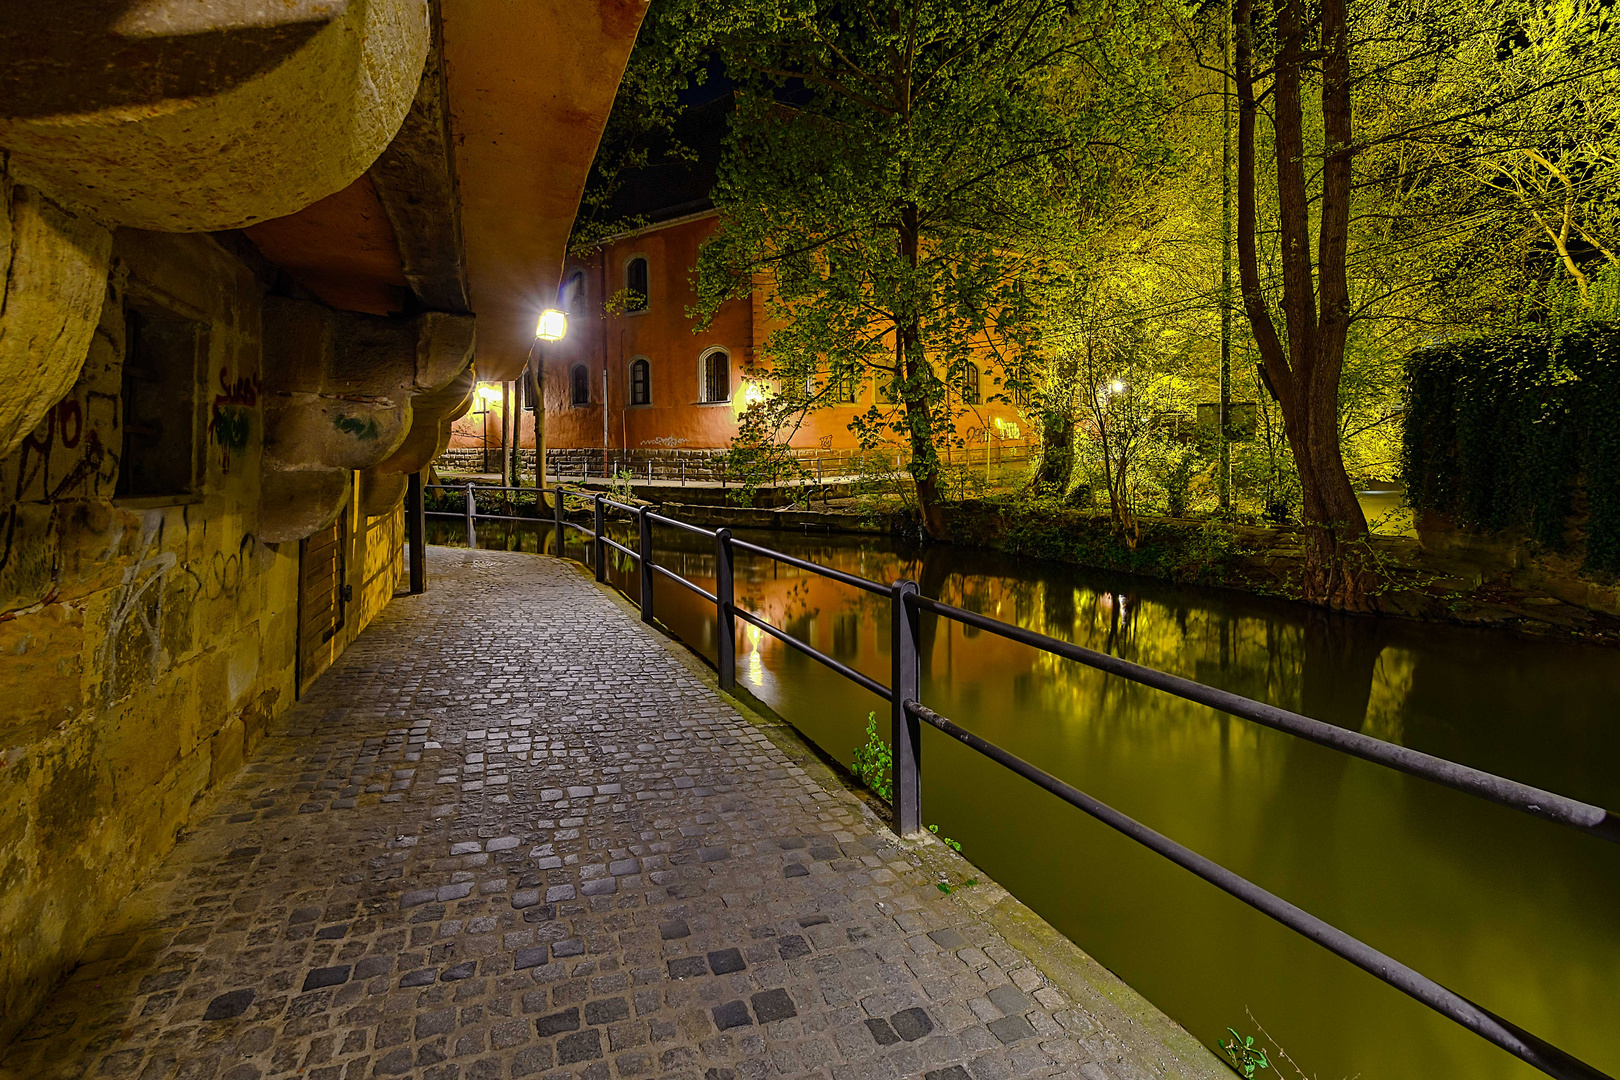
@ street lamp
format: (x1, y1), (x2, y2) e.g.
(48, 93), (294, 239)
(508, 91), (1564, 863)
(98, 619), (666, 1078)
(536, 308), (568, 341)
(531, 308), (568, 501)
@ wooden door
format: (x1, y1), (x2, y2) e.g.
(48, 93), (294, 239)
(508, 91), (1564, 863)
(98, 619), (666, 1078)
(297, 506), (348, 692)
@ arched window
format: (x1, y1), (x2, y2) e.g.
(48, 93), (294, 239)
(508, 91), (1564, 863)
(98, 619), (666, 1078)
(570, 364), (590, 407)
(629, 357), (651, 405)
(624, 256), (649, 312)
(560, 270), (586, 313)
(961, 362), (981, 404)
(700, 348), (730, 403)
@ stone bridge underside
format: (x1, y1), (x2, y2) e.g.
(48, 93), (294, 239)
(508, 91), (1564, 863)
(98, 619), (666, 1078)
(0, 549), (1221, 1080)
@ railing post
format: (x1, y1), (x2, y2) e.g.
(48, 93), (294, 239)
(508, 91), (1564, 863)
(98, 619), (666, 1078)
(407, 470), (427, 593)
(593, 493), (606, 583)
(638, 505), (655, 625)
(891, 579), (922, 836)
(553, 486), (565, 555)
(715, 527), (735, 691)
(464, 482), (477, 549)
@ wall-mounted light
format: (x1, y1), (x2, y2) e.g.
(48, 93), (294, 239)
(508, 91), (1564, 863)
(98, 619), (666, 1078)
(535, 309), (568, 341)
(474, 382), (503, 407)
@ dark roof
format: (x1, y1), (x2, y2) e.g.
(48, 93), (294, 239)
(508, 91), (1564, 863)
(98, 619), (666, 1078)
(605, 95), (729, 225)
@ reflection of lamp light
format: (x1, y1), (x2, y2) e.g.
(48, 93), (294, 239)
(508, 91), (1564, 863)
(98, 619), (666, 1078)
(535, 309), (568, 341)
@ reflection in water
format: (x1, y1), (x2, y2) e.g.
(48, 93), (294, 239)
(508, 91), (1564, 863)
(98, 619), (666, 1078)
(428, 520), (1620, 1080)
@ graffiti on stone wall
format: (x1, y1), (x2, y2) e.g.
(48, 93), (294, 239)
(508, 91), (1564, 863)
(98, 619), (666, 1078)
(641, 436), (691, 448)
(178, 532), (258, 603)
(98, 516), (177, 703)
(208, 368), (259, 474)
(12, 394), (119, 504)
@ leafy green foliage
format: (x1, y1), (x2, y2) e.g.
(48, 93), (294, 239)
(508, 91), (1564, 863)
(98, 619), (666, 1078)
(851, 711), (893, 801)
(949, 496), (1245, 585)
(1402, 322), (1620, 571)
(675, 0), (1174, 528)
(1218, 1029), (1270, 1078)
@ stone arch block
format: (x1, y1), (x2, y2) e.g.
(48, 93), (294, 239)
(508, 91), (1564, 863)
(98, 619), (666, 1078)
(0, 0), (430, 232)
(0, 173), (113, 463)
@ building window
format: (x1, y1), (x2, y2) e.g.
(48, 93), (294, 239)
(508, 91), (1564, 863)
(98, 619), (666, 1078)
(961, 362), (981, 405)
(700, 348), (730, 403)
(117, 306), (203, 499)
(832, 368), (860, 404)
(630, 357), (651, 405)
(570, 363), (590, 406)
(624, 256), (649, 312)
(561, 270), (586, 313)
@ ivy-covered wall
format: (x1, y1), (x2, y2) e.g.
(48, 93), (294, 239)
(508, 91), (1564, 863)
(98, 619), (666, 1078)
(1402, 323), (1620, 572)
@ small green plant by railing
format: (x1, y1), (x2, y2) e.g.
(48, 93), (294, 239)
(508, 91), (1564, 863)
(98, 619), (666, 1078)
(1220, 1029), (1271, 1078)
(609, 470), (636, 502)
(852, 714), (976, 892)
(852, 712), (893, 801)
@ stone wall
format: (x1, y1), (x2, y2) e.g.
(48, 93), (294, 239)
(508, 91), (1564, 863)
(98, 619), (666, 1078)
(0, 230), (402, 1045)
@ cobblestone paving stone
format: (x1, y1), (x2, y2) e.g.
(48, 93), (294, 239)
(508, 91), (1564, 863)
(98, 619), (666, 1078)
(1, 549), (1213, 1080)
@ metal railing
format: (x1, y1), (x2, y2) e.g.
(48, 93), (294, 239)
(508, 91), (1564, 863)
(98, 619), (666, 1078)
(422, 482), (1616, 1080)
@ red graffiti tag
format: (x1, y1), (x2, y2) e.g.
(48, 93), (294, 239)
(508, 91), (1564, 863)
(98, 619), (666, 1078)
(209, 368), (261, 473)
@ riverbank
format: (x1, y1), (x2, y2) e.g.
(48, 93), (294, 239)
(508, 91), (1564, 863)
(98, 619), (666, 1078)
(936, 498), (1620, 641)
(426, 483), (1620, 640)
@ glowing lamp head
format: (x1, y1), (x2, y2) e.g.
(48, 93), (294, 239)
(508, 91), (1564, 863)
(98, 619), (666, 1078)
(1109, 379), (1127, 394)
(535, 308), (568, 341)
(475, 382), (503, 404)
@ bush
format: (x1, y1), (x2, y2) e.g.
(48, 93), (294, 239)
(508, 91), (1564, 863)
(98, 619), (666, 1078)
(1402, 322), (1620, 571)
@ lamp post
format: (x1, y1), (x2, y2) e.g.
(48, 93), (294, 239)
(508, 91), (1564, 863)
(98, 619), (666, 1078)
(534, 308), (567, 499)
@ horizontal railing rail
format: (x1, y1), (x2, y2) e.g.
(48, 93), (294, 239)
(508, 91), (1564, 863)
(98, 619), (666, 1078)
(728, 535), (891, 595)
(909, 595), (1620, 843)
(416, 481), (1615, 1080)
(903, 699), (1607, 1080)
(730, 604), (894, 702)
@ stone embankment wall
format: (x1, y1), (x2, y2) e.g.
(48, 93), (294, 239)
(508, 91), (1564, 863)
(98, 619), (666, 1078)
(0, 231), (402, 1045)
(941, 500), (1620, 636)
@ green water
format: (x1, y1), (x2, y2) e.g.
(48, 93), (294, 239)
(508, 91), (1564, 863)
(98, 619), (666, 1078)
(429, 519), (1620, 1080)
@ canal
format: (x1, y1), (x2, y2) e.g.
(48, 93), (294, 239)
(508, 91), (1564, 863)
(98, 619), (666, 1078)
(428, 517), (1620, 1080)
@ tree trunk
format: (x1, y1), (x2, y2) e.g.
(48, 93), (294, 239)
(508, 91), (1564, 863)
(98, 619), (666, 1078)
(1235, 0), (1374, 609)
(898, 202), (949, 539)
(1029, 407), (1075, 497)
(1029, 354), (1077, 497)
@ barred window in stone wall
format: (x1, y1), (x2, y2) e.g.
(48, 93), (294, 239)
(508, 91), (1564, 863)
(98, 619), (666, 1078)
(700, 349), (730, 403)
(118, 305), (204, 500)
(630, 358), (651, 405)
(571, 364), (590, 407)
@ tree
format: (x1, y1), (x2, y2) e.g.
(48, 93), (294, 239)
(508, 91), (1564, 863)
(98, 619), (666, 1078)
(1232, 0), (1374, 607)
(1229, 0), (1620, 607)
(682, 0), (1171, 538)
(1073, 317), (1189, 543)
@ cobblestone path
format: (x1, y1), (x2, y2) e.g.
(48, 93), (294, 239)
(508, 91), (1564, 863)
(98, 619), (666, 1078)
(2, 549), (1221, 1080)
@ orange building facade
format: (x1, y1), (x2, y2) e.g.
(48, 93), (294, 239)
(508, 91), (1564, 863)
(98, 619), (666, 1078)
(541, 210), (1031, 472)
(445, 209), (1034, 480)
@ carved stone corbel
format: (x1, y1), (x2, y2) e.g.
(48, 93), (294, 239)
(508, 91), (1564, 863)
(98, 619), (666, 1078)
(258, 297), (473, 542)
